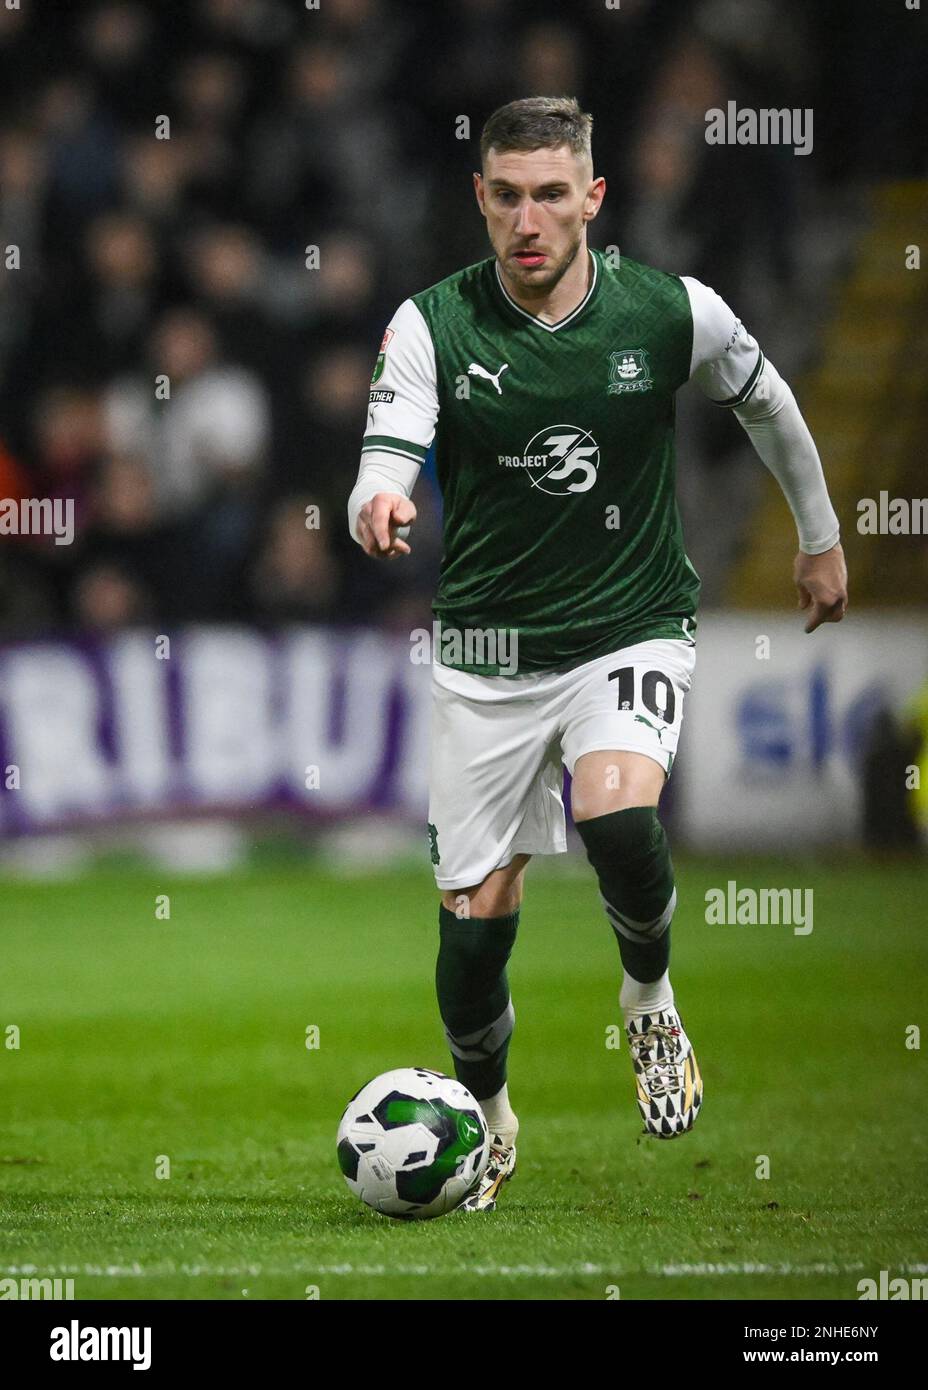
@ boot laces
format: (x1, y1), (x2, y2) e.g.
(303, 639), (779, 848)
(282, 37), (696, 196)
(630, 1021), (685, 1098)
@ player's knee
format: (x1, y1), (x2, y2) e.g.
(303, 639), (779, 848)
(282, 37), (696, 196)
(572, 782), (650, 821)
(575, 805), (674, 922)
(439, 855), (529, 919)
(440, 883), (522, 919)
(576, 803), (663, 865)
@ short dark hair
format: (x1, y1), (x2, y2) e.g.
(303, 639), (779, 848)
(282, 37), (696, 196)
(480, 96), (593, 167)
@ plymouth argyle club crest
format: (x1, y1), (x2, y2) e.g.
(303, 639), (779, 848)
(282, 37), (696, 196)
(608, 348), (653, 394)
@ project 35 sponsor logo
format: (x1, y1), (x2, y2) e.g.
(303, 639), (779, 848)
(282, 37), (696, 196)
(498, 425), (600, 495)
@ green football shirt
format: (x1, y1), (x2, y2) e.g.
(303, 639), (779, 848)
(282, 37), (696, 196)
(358, 248), (765, 673)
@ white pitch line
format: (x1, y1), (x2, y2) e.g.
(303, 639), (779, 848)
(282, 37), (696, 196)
(4, 1261), (928, 1280)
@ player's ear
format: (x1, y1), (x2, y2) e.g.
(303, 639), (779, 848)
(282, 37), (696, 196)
(473, 171), (486, 216)
(584, 176), (606, 222)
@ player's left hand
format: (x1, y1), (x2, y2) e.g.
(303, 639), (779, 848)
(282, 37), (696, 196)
(793, 542), (848, 633)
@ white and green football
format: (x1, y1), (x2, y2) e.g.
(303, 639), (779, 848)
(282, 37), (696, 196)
(337, 1068), (489, 1220)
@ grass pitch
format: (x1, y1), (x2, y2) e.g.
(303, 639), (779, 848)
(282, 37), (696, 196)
(1, 854), (926, 1301)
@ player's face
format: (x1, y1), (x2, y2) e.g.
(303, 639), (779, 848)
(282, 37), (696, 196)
(475, 145), (604, 295)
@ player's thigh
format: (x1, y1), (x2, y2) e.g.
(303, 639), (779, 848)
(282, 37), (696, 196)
(439, 853), (532, 918)
(571, 749), (664, 821)
(559, 638), (696, 815)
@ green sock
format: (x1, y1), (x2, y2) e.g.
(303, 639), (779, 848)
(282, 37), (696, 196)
(576, 806), (676, 983)
(436, 904), (518, 1100)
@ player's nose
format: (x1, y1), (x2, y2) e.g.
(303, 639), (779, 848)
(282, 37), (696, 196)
(514, 201), (540, 236)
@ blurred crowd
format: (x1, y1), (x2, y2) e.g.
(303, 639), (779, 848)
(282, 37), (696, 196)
(0, 0), (922, 637)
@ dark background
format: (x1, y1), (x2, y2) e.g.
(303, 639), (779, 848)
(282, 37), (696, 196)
(0, 0), (924, 639)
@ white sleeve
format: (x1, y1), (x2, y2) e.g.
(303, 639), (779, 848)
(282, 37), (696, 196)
(682, 276), (840, 555)
(347, 451), (422, 544)
(347, 297), (438, 544)
(733, 358), (840, 554)
(682, 275), (765, 406)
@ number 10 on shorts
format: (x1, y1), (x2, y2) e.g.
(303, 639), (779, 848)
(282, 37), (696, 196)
(608, 666), (677, 723)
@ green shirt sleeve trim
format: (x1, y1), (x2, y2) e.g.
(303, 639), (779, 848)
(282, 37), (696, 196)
(361, 435), (429, 461)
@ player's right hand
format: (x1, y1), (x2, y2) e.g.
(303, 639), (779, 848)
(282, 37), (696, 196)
(357, 492), (417, 558)
(794, 542), (848, 633)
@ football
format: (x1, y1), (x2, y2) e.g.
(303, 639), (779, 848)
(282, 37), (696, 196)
(337, 1067), (489, 1219)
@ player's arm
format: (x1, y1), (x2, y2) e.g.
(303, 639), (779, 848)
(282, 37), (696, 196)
(347, 298), (438, 560)
(683, 277), (847, 633)
(351, 458), (420, 559)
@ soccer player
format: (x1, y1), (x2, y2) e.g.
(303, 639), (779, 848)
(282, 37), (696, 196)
(347, 97), (847, 1211)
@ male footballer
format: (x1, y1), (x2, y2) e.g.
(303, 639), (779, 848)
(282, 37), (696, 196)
(347, 97), (847, 1211)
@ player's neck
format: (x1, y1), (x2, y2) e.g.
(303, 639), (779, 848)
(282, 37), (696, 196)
(498, 243), (593, 325)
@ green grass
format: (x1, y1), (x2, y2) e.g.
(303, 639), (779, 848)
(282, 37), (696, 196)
(1, 856), (926, 1300)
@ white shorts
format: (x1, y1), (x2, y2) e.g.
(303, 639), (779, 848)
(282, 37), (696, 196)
(427, 638), (696, 890)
